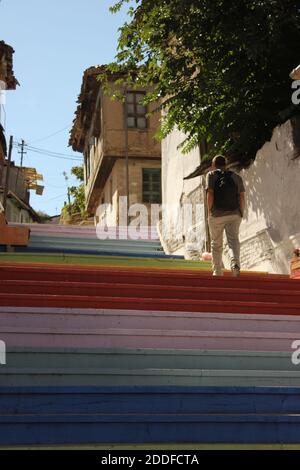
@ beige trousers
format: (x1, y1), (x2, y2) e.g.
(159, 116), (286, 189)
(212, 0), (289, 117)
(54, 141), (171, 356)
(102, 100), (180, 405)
(208, 213), (242, 276)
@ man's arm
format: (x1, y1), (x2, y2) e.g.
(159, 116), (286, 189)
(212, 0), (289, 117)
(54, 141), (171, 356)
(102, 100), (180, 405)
(239, 192), (246, 216)
(207, 189), (214, 214)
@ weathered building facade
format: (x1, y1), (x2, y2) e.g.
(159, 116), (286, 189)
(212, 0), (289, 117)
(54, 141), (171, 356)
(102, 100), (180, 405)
(70, 66), (161, 226)
(0, 163), (40, 223)
(0, 41), (18, 181)
(0, 41), (19, 91)
(0, 41), (40, 223)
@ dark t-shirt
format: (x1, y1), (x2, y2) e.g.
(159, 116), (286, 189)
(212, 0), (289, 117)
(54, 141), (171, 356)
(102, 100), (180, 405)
(206, 170), (245, 217)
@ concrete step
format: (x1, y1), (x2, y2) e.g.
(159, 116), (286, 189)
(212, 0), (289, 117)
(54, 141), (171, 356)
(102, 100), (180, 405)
(15, 224), (159, 240)
(1, 279), (300, 304)
(1, 307), (299, 334)
(0, 265), (292, 289)
(29, 235), (162, 249)
(0, 325), (297, 350)
(1, 386), (300, 445)
(15, 246), (181, 259)
(1, 386), (300, 414)
(0, 252), (208, 270)
(1, 367), (300, 387)
(2, 412), (300, 445)
(1, 292), (300, 315)
(3, 347), (297, 371)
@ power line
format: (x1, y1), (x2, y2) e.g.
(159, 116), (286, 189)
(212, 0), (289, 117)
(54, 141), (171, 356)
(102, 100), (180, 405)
(12, 142), (82, 161)
(28, 124), (71, 144)
(44, 181), (68, 189)
(42, 193), (68, 203)
(26, 148), (82, 162)
(27, 144), (81, 158)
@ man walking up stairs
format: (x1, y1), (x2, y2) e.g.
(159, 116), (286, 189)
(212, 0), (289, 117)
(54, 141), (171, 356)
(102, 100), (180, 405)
(206, 155), (246, 277)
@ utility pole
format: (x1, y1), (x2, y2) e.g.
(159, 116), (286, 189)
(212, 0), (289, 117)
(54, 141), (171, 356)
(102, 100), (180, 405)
(18, 139), (27, 167)
(3, 135), (13, 211)
(15, 139), (27, 191)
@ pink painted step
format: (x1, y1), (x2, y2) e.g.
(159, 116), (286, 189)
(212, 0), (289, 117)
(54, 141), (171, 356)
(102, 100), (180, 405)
(1, 307), (300, 334)
(0, 326), (296, 351)
(14, 224), (159, 240)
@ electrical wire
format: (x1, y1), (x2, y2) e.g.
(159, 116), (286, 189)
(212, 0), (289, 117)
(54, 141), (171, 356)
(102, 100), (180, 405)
(12, 142), (82, 161)
(26, 148), (82, 162)
(42, 193), (68, 203)
(27, 144), (81, 158)
(28, 124), (71, 144)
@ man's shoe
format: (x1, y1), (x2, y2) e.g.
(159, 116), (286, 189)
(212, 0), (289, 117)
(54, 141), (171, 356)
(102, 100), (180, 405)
(231, 264), (240, 277)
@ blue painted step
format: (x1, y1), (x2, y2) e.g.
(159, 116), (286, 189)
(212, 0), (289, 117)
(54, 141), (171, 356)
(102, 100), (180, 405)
(1, 386), (300, 414)
(1, 386), (300, 445)
(1, 414), (300, 445)
(14, 246), (184, 259)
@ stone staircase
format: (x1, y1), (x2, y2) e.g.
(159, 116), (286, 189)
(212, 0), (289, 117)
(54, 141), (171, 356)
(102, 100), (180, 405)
(0, 224), (300, 448)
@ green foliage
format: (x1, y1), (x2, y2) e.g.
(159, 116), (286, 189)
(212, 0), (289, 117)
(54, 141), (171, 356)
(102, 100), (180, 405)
(36, 211), (51, 223)
(106, 0), (300, 165)
(70, 165), (84, 182)
(61, 166), (88, 218)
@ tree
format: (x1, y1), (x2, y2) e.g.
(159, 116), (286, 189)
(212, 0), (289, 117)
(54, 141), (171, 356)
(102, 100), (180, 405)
(36, 211), (52, 223)
(105, 0), (300, 170)
(62, 166), (87, 218)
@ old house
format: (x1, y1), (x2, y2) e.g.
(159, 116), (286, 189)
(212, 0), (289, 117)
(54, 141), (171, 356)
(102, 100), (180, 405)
(0, 40), (19, 91)
(0, 162), (40, 223)
(0, 41), (41, 223)
(0, 41), (18, 187)
(69, 66), (161, 226)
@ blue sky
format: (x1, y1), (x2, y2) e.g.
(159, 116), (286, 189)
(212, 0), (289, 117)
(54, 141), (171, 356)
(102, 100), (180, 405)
(1, 0), (128, 215)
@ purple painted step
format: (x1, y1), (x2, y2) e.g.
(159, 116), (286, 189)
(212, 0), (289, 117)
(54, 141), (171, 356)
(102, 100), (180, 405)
(14, 224), (159, 240)
(0, 325), (297, 351)
(1, 307), (300, 334)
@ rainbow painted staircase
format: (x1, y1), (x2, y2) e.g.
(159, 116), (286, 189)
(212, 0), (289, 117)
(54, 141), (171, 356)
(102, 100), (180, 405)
(1, 224), (300, 448)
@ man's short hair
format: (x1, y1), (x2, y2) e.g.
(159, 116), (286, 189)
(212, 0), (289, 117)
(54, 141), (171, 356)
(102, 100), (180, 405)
(213, 155), (226, 169)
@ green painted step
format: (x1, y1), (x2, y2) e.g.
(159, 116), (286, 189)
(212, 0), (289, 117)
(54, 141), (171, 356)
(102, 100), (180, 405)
(29, 235), (162, 249)
(4, 348), (296, 371)
(0, 252), (212, 270)
(2, 368), (300, 387)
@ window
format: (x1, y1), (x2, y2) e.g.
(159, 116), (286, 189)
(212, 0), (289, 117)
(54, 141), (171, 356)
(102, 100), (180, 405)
(126, 92), (147, 129)
(142, 168), (162, 204)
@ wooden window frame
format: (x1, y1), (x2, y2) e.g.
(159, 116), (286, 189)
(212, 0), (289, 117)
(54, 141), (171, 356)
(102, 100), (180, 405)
(126, 91), (148, 129)
(142, 168), (162, 204)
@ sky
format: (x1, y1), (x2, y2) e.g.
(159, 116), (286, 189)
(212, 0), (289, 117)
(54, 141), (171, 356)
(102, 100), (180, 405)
(0, 0), (128, 215)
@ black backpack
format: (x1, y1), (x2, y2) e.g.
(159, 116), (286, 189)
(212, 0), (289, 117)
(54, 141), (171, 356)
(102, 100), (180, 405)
(213, 171), (239, 211)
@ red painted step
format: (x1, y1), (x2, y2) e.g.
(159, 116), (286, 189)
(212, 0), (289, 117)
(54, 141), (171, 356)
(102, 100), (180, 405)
(0, 264), (296, 291)
(0, 292), (300, 315)
(1, 279), (299, 304)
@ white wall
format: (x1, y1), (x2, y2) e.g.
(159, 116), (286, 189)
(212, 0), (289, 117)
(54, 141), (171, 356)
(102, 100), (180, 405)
(235, 118), (300, 273)
(161, 119), (300, 273)
(160, 129), (206, 257)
